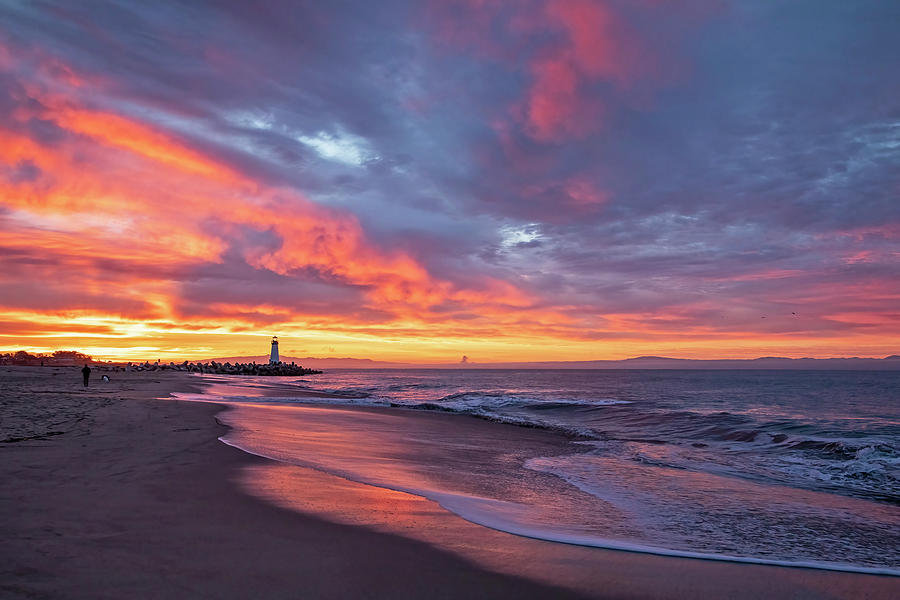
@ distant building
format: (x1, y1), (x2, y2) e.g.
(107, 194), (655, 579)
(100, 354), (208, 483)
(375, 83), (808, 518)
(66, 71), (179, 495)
(270, 336), (279, 364)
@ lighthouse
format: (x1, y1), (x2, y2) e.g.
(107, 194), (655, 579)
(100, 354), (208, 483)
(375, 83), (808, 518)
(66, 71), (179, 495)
(269, 336), (279, 364)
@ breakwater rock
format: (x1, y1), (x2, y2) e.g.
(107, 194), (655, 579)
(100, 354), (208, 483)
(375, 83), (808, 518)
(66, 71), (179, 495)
(125, 360), (321, 376)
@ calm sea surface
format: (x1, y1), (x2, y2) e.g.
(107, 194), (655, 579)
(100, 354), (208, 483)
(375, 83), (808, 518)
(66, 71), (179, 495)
(178, 369), (900, 574)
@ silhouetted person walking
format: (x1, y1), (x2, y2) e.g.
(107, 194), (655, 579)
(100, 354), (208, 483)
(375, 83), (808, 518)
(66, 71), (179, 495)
(82, 364), (91, 387)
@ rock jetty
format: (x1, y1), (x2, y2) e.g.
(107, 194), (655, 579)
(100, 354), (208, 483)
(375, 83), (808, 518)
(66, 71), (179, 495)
(122, 360), (321, 376)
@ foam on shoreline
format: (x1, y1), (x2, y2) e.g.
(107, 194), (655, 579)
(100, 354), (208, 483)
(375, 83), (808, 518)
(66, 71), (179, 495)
(206, 396), (900, 578)
(217, 433), (900, 577)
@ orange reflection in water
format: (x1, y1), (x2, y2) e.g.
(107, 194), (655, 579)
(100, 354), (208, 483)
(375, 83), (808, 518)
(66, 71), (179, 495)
(235, 444), (892, 600)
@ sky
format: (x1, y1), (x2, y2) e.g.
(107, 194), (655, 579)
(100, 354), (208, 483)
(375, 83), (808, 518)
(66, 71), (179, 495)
(1, 0), (898, 363)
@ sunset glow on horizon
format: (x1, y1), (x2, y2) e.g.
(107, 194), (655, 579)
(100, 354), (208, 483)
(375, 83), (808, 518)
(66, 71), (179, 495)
(1, 1), (898, 363)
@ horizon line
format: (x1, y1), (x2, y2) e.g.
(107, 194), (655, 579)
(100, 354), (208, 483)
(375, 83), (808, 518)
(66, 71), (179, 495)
(5, 349), (899, 366)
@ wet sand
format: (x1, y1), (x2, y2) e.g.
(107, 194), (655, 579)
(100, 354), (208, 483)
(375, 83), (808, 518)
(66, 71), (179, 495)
(1, 366), (897, 599)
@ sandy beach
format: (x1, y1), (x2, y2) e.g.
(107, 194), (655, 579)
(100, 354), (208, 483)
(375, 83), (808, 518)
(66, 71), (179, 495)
(2, 367), (897, 599)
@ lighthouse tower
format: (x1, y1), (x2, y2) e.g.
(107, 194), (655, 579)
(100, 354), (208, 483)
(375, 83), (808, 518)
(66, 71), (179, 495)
(269, 336), (279, 364)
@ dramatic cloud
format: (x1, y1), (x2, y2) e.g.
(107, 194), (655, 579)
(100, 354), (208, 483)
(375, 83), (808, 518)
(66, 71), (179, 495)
(1, 1), (897, 361)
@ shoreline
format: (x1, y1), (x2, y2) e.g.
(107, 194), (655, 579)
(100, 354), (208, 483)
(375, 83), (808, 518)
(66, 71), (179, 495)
(211, 400), (900, 596)
(2, 367), (898, 599)
(0, 367), (586, 599)
(212, 401), (898, 577)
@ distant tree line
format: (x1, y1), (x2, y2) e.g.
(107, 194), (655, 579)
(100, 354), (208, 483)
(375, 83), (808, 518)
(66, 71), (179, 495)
(0, 350), (93, 366)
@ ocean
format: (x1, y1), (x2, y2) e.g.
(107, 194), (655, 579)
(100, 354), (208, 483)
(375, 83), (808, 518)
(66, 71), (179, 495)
(175, 369), (900, 574)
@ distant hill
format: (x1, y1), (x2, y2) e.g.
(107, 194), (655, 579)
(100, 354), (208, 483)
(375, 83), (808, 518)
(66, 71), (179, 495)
(485, 356), (900, 370)
(203, 354), (900, 370)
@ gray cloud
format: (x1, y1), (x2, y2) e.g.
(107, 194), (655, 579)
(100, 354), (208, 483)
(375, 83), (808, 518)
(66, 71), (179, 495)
(1, 0), (897, 336)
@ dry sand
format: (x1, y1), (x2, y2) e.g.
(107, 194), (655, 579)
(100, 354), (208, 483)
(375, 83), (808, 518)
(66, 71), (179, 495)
(1, 366), (897, 599)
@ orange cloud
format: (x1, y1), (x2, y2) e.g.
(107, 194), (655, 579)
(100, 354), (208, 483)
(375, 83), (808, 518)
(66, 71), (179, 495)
(1, 49), (565, 355)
